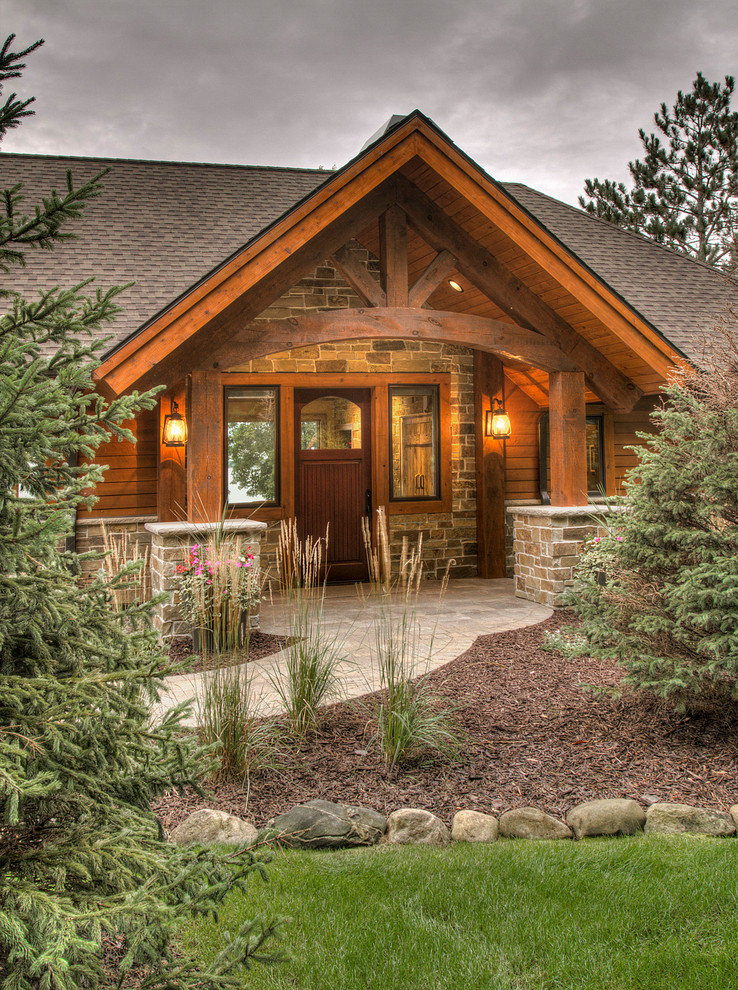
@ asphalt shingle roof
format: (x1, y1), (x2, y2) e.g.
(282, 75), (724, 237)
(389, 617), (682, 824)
(0, 154), (330, 343)
(1, 151), (735, 367)
(502, 182), (736, 362)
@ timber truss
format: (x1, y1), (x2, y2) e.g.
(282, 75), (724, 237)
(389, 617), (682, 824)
(206, 178), (642, 412)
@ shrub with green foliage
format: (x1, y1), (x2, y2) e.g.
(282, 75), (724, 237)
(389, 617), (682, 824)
(0, 35), (277, 989)
(568, 328), (738, 705)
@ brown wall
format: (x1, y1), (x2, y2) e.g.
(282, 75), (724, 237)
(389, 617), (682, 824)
(78, 407), (158, 518)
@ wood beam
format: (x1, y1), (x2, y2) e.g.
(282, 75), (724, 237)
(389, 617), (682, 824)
(408, 249), (457, 308)
(330, 244), (386, 307)
(187, 371), (223, 522)
(474, 351), (506, 578)
(98, 180), (399, 395)
(549, 371), (587, 506)
(394, 176), (642, 413)
(157, 382), (187, 522)
(378, 205), (409, 307)
(206, 308), (580, 374)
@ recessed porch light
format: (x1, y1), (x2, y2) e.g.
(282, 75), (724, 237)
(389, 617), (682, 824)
(448, 279), (464, 292)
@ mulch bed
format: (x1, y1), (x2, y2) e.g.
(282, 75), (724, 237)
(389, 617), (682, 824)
(165, 631), (288, 673)
(154, 612), (738, 832)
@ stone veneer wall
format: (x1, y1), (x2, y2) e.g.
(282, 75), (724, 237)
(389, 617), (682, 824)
(229, 254), (477, 581)
(145, 520), (266, 641)
(75, 515), (156, 586)
(507, 505), (622, 607)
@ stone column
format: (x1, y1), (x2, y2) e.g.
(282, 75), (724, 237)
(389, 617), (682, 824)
(506, 505), (623, 607)
(145, 519), (267, 641)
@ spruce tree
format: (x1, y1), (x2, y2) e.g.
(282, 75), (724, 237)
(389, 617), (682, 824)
(580, 73), (738, 270)
(0, 35), (278, 989)
(568, 326), (738, 705)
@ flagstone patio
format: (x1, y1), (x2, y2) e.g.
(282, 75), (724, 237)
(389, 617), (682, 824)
(156, 578), (551, 724)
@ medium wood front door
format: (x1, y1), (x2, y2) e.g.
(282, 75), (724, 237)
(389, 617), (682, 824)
(295, 387), (371, 582)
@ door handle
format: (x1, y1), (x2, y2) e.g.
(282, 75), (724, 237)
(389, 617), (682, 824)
(365, 488), (372, 516)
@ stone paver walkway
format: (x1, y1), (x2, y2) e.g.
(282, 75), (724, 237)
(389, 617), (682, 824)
(156, 578), (551, 724)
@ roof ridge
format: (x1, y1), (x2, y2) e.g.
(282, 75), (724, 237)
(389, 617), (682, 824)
(501, 181), (738, 282)
(0, 150), (333, 176)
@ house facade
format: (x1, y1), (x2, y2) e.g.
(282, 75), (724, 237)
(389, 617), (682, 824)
(4, 112), (736, 630)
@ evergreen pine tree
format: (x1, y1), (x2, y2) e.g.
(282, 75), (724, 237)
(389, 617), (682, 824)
(568, 325), (738, 705)
(580, 73), (738, 270)
(0, 35), (278, 989)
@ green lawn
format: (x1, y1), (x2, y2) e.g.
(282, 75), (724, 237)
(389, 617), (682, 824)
(181, 836), (738, 989)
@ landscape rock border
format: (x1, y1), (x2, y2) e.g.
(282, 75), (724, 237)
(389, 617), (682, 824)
(168, 797), (737, 849)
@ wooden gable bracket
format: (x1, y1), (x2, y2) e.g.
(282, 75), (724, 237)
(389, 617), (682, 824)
(331, 224), (458, 311)
(392, 176), (643, 413)
(407, 249), (457, 308)
(330, 245), (386, 307)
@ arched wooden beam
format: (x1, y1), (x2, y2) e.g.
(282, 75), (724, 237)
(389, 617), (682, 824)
(207, 308), (581, 373)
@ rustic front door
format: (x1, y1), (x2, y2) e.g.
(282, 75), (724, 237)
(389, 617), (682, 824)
(294, 388), (371, 581)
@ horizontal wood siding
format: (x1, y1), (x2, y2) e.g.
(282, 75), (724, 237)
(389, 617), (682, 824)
(613, 399), (658, 493)
(504, 382), (541, 499)
(78, 408), (158, 517)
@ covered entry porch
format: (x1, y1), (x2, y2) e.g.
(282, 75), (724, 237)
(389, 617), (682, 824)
(92, 112), (678, 614)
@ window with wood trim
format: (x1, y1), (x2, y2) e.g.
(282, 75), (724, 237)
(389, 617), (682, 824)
(538, 412), (605, 503)
(389, 385), (440, 500)
(225, 387), (279, 505)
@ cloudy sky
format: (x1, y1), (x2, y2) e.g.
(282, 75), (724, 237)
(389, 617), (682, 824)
(3, 0), (737, 205)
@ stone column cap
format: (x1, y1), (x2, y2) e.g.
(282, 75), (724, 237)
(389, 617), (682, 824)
(145, 519), (267, 537)
(506, 503), (626, 521)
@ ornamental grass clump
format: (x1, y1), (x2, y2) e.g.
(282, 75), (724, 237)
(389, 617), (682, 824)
(364, 515), (461, 768)
(198, 661), (285, 784)
(269, 520), (346, 736)
(176, 534), (260, 653)
(568, 322), (738, 706)
(99, 520), (151, 610)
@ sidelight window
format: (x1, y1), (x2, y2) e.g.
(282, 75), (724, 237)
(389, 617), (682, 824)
(389, 385), (440, 500)
(538, 412), (604, 503)
(225, 387), (279, 505)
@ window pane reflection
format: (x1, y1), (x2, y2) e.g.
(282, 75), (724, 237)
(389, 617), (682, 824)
(390, 385), (439, 499)
(300, 396), (362, 449)
(226, 388), (278, 504)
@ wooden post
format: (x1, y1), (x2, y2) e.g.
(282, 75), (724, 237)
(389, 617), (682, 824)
(474, 351), (506, 578)
(549, 371), (587, 506)
(378, 205), (409, 307)
(187, 370), (223, 522)
(157, 382), (187, 522)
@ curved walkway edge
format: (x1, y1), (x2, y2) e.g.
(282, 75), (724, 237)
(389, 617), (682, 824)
(156, 578), (552, 724)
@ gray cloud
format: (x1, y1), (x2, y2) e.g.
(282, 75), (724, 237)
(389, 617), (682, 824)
(4, 0), (737, 204)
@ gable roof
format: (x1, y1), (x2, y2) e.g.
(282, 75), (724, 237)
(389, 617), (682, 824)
(1, 117), (735, 375)
(505, 183), (735, 362)
(0, 153), (330, 342)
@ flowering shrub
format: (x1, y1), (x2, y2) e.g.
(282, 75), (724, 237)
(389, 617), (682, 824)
(175, 538), (259, 648)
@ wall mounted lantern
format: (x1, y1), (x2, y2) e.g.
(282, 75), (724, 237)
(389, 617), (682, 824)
(162, 400), (188, 447)
(485, 398), (511, 440)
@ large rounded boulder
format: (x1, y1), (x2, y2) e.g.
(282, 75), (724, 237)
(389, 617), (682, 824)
(566, 799), (646, 840)
(386, 808), (450, 846)
(451, 810), (499, 843)
(169, 809), (258, 847)
(499, 807), (572, 840)
(265, 799), (387, 848)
